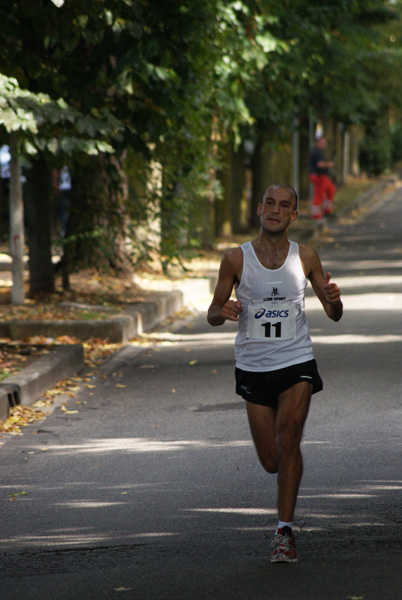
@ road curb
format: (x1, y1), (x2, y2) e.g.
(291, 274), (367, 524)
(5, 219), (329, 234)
(0, 290), (183, 344)
(0, 344), (84, 420)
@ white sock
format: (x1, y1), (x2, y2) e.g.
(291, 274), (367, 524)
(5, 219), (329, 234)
(276, 520), (293, 534)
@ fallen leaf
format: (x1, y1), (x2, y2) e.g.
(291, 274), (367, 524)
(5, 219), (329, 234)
(348, 596), (366, 600)
(189, 360), (197, 365)
(0, 405), (48, 434)
(115, 384), (127, 388)
(61, 405), (78, 415)
(44, 388), (65, 396)
(32, 400), (52, 408)
(9, 491), (29, 497)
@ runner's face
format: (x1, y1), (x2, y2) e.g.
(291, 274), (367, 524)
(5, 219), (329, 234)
(258, 188), (298, 233)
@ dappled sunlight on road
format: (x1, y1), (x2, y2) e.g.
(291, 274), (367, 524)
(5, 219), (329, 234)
(336, 294), (402, 310)
(327, 274), (402, 287)
(322, 259), (402, 273)
(299, 480), (402, 501)
(129, 330), (237, 347)
(311, 333), (402, 344)
(306, 292), (402, 311)
(306, 272), (402, 313)
(1, 529), (178, 548)
(186, 507), (276, 516)
(25, 437), (252, 456)
(54, 501), (127, 508)
(301, 493), (377, 499)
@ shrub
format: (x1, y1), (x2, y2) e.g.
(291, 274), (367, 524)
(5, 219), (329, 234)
(359, 135), (392, 177)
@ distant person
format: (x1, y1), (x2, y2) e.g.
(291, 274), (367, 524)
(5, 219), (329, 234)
(0, 145), (10, 180)
(0, 145), (10, 213)
(207, 182), (342, 563)
(309, 136), (336, 219)
(58, 166), (71, 237)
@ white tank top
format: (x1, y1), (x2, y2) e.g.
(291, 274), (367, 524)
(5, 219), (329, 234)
(235, 241), (314, 371)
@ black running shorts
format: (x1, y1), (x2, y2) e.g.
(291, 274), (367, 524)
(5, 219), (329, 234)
(235, 359), (323, 410)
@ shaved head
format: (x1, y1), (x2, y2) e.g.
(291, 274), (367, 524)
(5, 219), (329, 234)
(262, 183), (298, 211)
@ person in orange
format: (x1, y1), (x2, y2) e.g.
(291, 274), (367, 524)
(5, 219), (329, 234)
(309, 136), (336, 219)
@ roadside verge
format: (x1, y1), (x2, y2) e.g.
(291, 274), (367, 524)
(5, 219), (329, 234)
(0, 291), (184, 420)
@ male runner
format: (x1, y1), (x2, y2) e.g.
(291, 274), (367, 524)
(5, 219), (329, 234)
(207, 182), (342, 563)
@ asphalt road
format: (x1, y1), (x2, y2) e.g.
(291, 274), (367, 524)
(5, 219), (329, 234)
(1, 186), (402, 599)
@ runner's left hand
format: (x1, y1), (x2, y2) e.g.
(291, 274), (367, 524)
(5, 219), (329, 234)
(323, 272), (341, 305)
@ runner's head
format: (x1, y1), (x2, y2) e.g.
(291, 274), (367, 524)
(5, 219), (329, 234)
(262, 183), (298, 211)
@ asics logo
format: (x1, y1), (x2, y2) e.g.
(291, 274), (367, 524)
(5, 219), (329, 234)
(254, 308), (289, 319)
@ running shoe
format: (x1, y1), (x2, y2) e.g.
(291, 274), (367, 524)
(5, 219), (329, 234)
(271, 526), (298, 563)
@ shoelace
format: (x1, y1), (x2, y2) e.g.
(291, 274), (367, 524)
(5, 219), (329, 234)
(271, 532), (295, 549)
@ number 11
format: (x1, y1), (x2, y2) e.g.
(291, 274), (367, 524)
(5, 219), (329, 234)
(262, 322), (282, 338)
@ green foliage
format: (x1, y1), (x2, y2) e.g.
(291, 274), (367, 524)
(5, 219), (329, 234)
(2, 0), (402, 275)
(251, 0), (398, 126)
(390, 123), (402, 162)
(0, 73), (124, 156)
(359, 132), (392, 176)
(159, 150), (218, 272)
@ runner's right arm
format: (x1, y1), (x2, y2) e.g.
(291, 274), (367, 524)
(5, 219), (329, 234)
(207, 249), (243, 326)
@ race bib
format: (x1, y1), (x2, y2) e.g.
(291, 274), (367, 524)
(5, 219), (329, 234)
(247, 301), (296, 341)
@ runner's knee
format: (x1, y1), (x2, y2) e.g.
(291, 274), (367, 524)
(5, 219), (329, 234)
(276, 425), (303, 459)
(260, 456), (279, 474)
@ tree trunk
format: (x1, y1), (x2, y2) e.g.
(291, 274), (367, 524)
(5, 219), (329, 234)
(199, 186), (215, 249)
(66, 155), (133, 276)
(229, 142), (248, 234)
(250, 134), (269, 228)
(342, 129), (350, 183)
(9, 133), (25, 305)
(251, 129), (293, 227)
(24, 155), (54, 296)
(292, 117), (299, 195)
(215, 144), (233, 238)
(350, 125), (361, 176)
(298, 116), (311, 203)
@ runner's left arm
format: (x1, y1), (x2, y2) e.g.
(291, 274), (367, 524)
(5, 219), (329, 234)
(301, 246), (343, 322)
